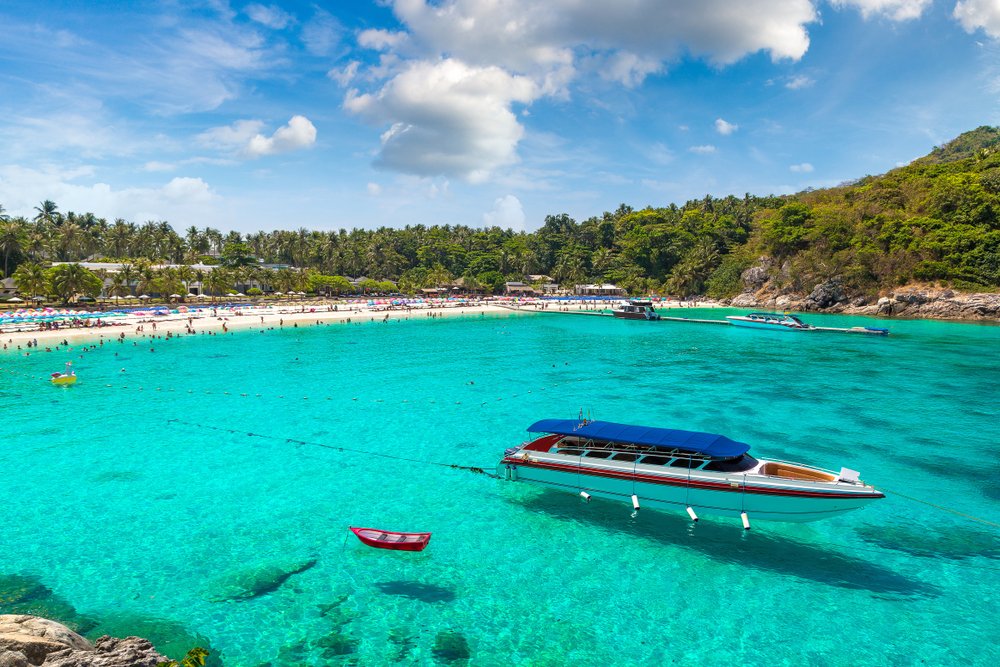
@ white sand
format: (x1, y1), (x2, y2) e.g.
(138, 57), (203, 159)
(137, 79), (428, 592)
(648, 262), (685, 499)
(0, 297), (724, 353)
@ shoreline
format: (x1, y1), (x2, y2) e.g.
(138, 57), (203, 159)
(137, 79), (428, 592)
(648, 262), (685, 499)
(0, 297), (726, 353)
(1, 301), (516, 352)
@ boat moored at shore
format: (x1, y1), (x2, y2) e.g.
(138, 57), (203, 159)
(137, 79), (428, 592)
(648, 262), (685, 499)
(612, 300), (661, 320)
(499, 419), (884, 524)
(725, 312), (811, 331)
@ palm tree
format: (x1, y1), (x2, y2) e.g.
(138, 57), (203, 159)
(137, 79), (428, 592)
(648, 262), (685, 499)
(56, 222), (85, 261)
(118, 263), (137, 295)
(48, 263), (102, 304)
(108, 272), (129, 298)
(0, 218), (24, 277)
(205, 268), (233, 299)
(33, 200), (59, 226)
(176, 264), (194, 295)
(107, 219), (132, 258)
(12, 262), (48, 300)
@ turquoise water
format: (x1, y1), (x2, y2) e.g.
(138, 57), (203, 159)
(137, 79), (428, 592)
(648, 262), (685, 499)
(2, 308), (999, 666)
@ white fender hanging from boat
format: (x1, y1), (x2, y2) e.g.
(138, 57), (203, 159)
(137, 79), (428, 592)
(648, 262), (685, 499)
(631, 495), (640, 511)
(741, 512), (751, 530)
(579, 491), (591, 502)
(686, 506), (699, 522)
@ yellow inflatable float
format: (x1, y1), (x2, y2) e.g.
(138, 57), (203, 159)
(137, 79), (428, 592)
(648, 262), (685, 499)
(50, 362), (77, 385)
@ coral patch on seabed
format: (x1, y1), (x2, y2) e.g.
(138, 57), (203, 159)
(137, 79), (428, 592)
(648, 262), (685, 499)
(207, 558), (318, 602)
(374, 580), (457, 603)
(433, 630), (472, 664)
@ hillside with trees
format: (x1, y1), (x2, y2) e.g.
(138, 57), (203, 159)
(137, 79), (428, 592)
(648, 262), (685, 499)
(1, 126), (998, 299)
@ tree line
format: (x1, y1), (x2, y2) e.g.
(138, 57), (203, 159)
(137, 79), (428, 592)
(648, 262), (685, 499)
(2, 126), (998, 301)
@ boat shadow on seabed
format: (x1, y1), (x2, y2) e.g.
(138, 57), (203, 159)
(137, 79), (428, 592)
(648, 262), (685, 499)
(513, 490), (939, 599)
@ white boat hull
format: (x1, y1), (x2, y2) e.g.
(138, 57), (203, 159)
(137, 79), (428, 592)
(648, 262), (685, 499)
(499, 455), (881, 523)
(726, 318), (807, 332)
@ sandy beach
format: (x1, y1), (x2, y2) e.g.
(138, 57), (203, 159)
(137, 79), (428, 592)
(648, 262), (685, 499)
(0, 297), (726, 355)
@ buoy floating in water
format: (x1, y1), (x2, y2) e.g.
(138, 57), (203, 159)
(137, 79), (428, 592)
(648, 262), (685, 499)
(686, 507), (699, 522)
(741, 512), (751, 530)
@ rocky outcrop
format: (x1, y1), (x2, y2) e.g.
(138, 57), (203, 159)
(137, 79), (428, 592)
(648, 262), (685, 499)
(42, 636), (168, 667)
(803, 279), (847, 310)
(723, 284), (1000, 321)
(0, 617), (170, 667)
(0, 616), (91, 666)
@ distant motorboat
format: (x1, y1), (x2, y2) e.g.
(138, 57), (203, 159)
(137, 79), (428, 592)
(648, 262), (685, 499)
(349, 526), (431, 552)
(499, 419), (884, 524)
(50, 362), (77, 385)
(612, 300), (661, 321)
(726, 312), (811, 331)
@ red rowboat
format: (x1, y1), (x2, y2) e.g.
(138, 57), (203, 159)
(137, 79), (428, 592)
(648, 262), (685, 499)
(349, 526), (432, 552)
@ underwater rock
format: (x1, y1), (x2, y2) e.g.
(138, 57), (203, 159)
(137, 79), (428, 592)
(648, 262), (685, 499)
(43, 635), (169, 667)
(0, 575), (96, 637)
(388, 629), (415, 662)
(0, 615), (92, 665)
(208, 559), (318, 602)
(374, 581), (456, 603)
(84, 614), (219, 667)
(432, 630), (471, 663)
(313, 629), (358, 658)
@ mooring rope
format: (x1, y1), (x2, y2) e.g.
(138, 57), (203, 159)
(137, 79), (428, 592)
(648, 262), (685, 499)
(165, 418), (497, 478)
(873, 484), (999, 529)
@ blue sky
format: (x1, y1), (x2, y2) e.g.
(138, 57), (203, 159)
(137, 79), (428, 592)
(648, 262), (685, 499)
(1, 0), (998, 233)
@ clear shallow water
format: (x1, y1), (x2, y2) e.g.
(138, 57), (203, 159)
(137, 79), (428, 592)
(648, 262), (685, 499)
(2, 309), (999, 666)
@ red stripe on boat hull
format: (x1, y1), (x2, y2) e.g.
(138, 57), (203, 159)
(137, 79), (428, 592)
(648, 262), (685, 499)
(503, 458), (883, 500)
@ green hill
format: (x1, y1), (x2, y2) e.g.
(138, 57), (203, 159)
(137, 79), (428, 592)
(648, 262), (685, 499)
(915, 126), (1000, 165)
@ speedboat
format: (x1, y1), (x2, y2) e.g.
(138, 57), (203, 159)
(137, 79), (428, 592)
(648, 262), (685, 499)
(612, 300), (661, 320)
(498, 419), (883, 525)
(725, 312), (811, 331)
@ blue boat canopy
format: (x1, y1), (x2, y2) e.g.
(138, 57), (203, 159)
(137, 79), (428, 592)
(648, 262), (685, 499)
(527, 419), (750, 458)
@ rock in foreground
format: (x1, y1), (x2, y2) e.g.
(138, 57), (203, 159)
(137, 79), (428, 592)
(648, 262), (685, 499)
(0, 616), (169, 667)
(43, 636), (169, 667)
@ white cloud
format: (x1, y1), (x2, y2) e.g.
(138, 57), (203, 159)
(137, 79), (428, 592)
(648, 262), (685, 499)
(954, 0), (1000, 39)
(161, 176), (215, 202)
(790, 162), (814, 172)
(389, 0), (818, 72)
(328, 61), (360, 87)
(197, 119), (266, 150)
(345, 59), (538, 181)
(689, 145), (717, 154)
(482, 195), (526, 230)
(245, 116), (318, 157)
(245, 3), (294, 29)
(648, 142), (675, 164)
(715, 118), (738, 135)
(358, 29), (408, 51)
(345, 1), (820, 180)
(0, 165), (217, 223)
(367, 182), (382, 195)
(830, 0), (931, 21)
(785, 74), (814, 89)
(198, 117), (317, 158)
(143, 161), (176, 172)
(301, 9), (341, 56)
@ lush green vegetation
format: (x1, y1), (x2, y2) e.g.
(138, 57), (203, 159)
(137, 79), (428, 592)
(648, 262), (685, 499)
(2, 127), (998, 298)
